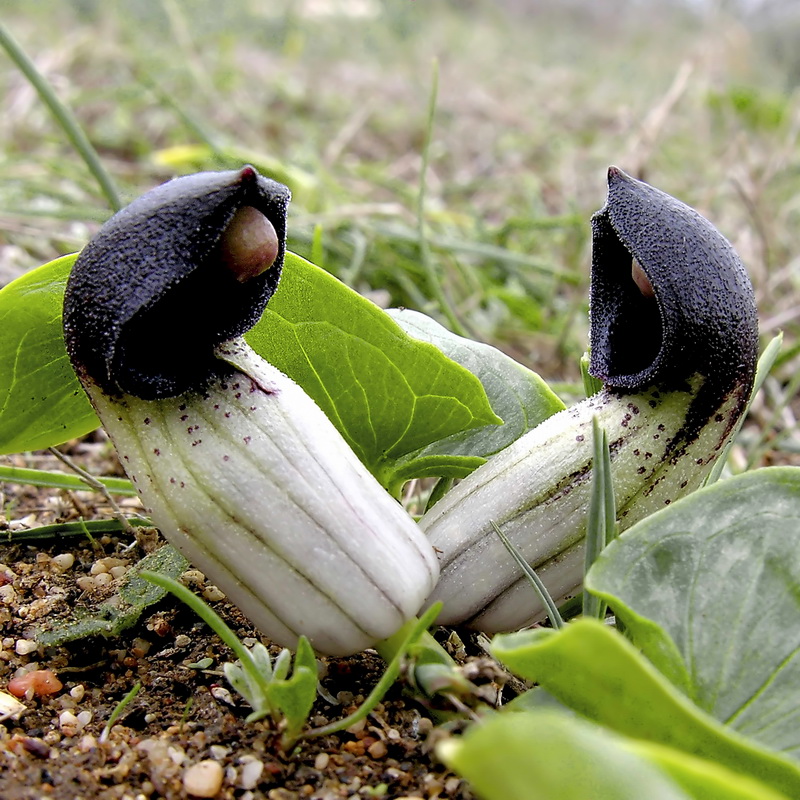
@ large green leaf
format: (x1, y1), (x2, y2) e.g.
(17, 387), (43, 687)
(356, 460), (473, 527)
(491, 620), (800, 799)
(247, 253), (501, 490)
(437, 710), (694, 800)
(0, 253), (501, 493)
(586, 467), (800, 760)
(0, 253), (97, 454)
(386, 307), (564, 459)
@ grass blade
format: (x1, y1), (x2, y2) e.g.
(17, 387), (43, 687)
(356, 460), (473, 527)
(490, 520), (564, 629)
(0, 23), (121, 212)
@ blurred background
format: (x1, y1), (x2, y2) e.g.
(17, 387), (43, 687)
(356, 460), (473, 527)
(2, 0), (800, 464)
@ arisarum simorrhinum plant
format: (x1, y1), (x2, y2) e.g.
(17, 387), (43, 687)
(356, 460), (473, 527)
(62, 166), (439, 657)
(419, 167), (759, 633)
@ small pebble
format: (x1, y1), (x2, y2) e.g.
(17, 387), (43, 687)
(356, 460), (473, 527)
(8, 514), (36, 531)
(15, 639), (38, 656)
(70, 684), (86, 702)
(183, 760), (224, 798)
(367, 740), (388, 759)
(52, 553), (75, 572)
(0, 690), (26, 721)
(0, 585), (17, 605)
(109, 565), (128, 579)
(79, 734), (97, 753)
(181, 569), (206, 586)
(77, 710), (93, 728)
(8, 669), (62, 698)
(346, 718), (366, 735)
(131, 638), (151, 658)
(202, 585), (225, 602)
(75, 576), (96, 592)
(59, 710), (80, 736)
(314, 753), (329, 771)
(238, 756), (263, 790)
(94, 572), (113, 587)
(174, 634), (191, 648)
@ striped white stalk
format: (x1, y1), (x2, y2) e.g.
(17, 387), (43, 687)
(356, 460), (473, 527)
(85, 340), (438, 656)
(64, 167), (438, 656)
(420, 168), (758, 633)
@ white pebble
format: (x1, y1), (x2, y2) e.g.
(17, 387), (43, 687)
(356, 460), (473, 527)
(314, 752), (329, 770)
(237, 756), (263, 790)
(90, 561), (109, 576)
(181, 569), (206, 585)
(8, 514), (36, 531)
(52, 554), (75, 572)
(94, 572), (113, 587)
(174, 634), (191, 648)
(202, 585), (225, 602)
(183, 760), (224, 798)
(59, 710), (79, 736)
(75, 576), (97, 592)
(109, 566), (128, 579)
(0, 585), (17, 605)
(15, 639), (37, 656)
(77, 710), (93, 728)
(70, 684), (86, 702)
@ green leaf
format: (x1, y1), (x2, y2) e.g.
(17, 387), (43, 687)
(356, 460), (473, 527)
(491, 620), (800, 799)
(247, 253), (502, 490)
(266, 636), (318, 745)
(437, 709), (694, 800)
(387, 307), (564, 460)
(626, 739), (792, 800)
(0, 254), (98, 454)
(36, 545), (188, 646)
(586, 467), (800, 760)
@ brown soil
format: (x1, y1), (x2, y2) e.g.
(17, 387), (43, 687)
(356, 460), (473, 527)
(0, 445), (508, 800)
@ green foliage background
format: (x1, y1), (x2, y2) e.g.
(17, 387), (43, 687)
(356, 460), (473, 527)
(3, 0), (800, 443)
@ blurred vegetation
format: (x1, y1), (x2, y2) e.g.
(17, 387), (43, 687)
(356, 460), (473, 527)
(2, 0), (800, 463)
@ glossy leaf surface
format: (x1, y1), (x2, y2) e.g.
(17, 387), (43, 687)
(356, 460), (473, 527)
(387, 307), (564, 459)
(587, 467), (800, 760)
(491, 620), (800, 799)
(0, 254), (97, 454)
(248, 253), (501, 490)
